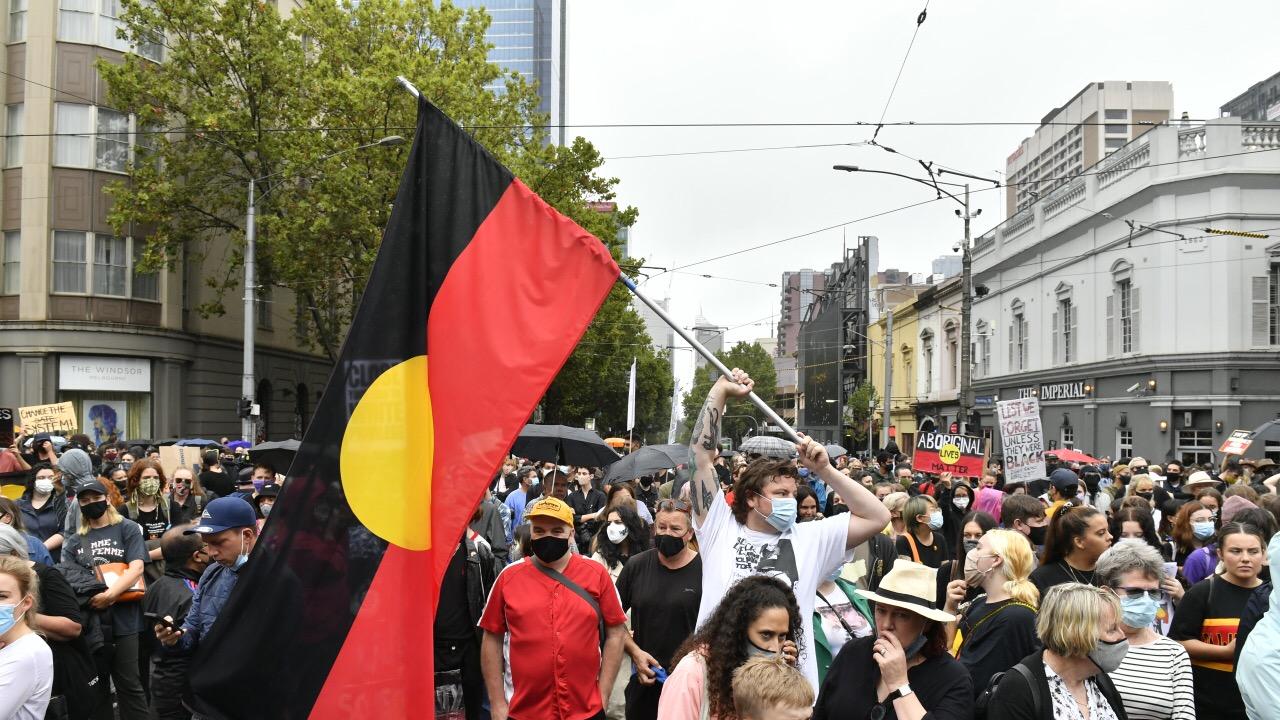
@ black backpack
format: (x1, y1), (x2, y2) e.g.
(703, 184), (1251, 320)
(974, 663), (1039, 720)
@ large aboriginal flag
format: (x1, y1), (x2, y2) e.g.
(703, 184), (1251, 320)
(188, 97), (621, 718)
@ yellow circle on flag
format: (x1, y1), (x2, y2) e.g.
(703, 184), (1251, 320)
(340, 355), (434, 550)
(939, 443), (961, 464)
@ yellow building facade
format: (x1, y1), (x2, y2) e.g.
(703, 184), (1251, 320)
(868, 299), (920, 453)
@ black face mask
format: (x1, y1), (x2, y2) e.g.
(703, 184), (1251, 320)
(1166, 472), (1181, 483)
(531, 535), (569, 564)
(81, 500), (109, 520)
(1027, 523), (1048, 546)
(655, 534), (686, 558)
(832, 504), (849, 515)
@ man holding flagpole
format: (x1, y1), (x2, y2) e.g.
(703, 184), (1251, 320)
(686, 368), (890, 695)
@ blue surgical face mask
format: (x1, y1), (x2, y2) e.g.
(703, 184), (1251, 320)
(232, 532), (250, 570)
(1192, 521), (1216, 540)
(0, 602), (25, 636)
(1120, 593), (1159, 629)
(928, 510), (945, 530)
(754, 493), (797, 533)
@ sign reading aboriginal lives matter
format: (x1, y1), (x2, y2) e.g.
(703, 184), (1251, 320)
(997, 398), (1046, 484)
(18, 402), (78, 434)
(914, 432), (986, 477)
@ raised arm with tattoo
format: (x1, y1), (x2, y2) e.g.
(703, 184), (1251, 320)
(688, 368), (753, 525)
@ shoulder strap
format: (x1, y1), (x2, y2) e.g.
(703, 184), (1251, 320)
(1092, 668), (1129, 720)
(1013, 663), (1041, 717)
(903, 532), (922, 563)
(532, 560), (605, 649)
(959, 601), (1037, 657)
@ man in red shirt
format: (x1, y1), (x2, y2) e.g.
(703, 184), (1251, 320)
(480, 497), (627, 720)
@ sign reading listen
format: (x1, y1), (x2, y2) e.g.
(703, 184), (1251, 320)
(997, 397), (1046, 485)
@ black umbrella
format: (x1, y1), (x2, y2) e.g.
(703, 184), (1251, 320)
(510, 424), (620, 467)
(250, 439), (302, 475)
(603, 444), (688, 484)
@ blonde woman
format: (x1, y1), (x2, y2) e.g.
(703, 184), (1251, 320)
(882, 491), (909, 538)
(989, 583), (1129, 720)
(0, 555), (52, 719)
(61, 476), (149, 720)
(945, 529), (1041, 695)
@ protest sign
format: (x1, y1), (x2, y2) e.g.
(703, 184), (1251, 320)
(18, 402), (78, 435)
(159, 445), (205, 480)
(997, 398), (1046, 484)
(1219, 430), (1254, 456)
(0, 408), (12, 449)
(914, 432), (985, 477)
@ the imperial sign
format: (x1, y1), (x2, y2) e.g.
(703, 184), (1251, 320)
(914, 432), (986, 477)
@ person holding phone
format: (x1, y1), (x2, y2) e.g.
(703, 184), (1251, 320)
(142, 524), (209, 720)
(815, 561), (972, 720)
(659, 575), (801, 720)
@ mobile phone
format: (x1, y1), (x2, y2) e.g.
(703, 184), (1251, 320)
(143, 612), (177, 630)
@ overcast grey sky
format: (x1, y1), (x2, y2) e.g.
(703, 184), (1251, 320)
(564, 0), (1280, 373)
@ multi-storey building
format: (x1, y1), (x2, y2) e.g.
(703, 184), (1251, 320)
(777, 268), (825, 357)
(972, 116), (1280, 464)
(913, 277), (964, 438)
(1221, 69), (1280, 122)
(454, 0), (567, 146)
(0, 1), (330, 442)
(1005, 81), (1173, 217)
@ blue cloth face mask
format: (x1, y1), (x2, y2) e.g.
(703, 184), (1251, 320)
(1120, 593), (1159, 629)
(233, 532), (250, 570)
(928, 510), (945, 530)
(1192, 521), (1216, 541)
(0, 602), (25, 635)
(754, 493), (797, 533)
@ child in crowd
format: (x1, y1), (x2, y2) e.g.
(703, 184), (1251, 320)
(731, 656), (814, 720)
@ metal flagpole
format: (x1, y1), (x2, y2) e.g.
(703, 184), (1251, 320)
(396, 76), (420, 98)
(619, 274), (802, 443)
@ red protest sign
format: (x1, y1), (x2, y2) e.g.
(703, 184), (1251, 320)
(914, 432), (985, 477)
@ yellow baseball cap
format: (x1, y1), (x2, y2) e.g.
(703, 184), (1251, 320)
(525, 497), (574, 527)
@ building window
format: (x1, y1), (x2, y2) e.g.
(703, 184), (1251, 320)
(1053, 293), (1076, 364)
(1117, 429), (1133, 459)
(1061, 426), (1075, 450)
(59, 0), (161, 58)
(54, 104), (139, 173)
(1, 231), (17, 294)
(944, 321), (958, 391)
(53, 231), (87, 293)
(256, 286), (273, 330)
(4, 104), (20, 167)
(9, 0), (25, 42)
(1009, 301), (1028, 371)
(58, 0), (95, 43)
(1177, 430), (1214, 466)
(1253, 266), (1279, 346)
(1105, 124), (1129, 135)
(53, 231), (158, 299)
(1104, 109), (1128, 120)
(1105, 137), (1128, 152)
(131, 241), (158, 301)
(921, 330), (933, 395)
(1107, 265), (1139, 356)
(975, 321), (991, 378)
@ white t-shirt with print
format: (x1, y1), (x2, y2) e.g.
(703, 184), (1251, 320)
(693, 489), (848, 693)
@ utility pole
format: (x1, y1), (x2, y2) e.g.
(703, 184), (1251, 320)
(883, 309), (893, 450)
(241, 178), (257, 443)
(959, 184), (975, 433)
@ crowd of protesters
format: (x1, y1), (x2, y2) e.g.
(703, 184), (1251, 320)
(4, 366), (1280, 720)
(460, 368), (1280, 720)
(0, 432), (277, 719)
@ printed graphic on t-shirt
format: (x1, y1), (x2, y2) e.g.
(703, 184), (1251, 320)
(816, 602), (872, 639)
(1196, 617), (1239, 672)
(732, 535), (799, 587)
(87, 536), (127, 563)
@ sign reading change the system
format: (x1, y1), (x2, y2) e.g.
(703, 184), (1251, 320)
(914, 432), (985, 477)
(18, 402), (78, 435)
(997, 397), (1047, 485)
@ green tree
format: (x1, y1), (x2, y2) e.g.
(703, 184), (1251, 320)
(101, 0), (637, 362)
(844, 380), (880, 450)
(678, 342), (778, 447)
(541, 286), (673, 444)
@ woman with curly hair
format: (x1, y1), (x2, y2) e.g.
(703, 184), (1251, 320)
(659, 575), (802, 719)
(589, 505), (650, 582)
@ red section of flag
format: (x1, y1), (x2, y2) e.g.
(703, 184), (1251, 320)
(427, 178), (620, 583)
(307, 179), (619, 716)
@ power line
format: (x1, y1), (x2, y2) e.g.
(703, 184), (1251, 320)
(872, 1), (931, 142)
(604, 141), (870, 161)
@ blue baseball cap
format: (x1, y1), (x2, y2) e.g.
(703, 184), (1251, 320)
(185, 497), (257, 534)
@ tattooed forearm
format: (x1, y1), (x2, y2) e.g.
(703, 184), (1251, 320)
(699, 408), (721, 451)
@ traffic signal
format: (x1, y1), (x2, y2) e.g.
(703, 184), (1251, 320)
(237, 397), (252, 419)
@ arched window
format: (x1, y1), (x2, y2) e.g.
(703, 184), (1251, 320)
(1053, 282), (1077, 364)
(1009, 300), (1028, 371)
(1106, 260), (1138, 355)
(920, 329), (934, 394)
(255, 378), (272, 443)
(975, 320), (991, 378)
(943, 320), (959, 391)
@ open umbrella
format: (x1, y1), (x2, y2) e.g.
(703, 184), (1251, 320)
(739, 435), (797, 459)
(603, 437), (627, 449)
(824, 443), (848, 459)
(175, 438), (222, 448)
(225, 440), (251, 451)
(250, 439), (302, 475)
(603, 444), (688, 484)
(1047, 448), (1101, 464)
(510, 424), (620, 467)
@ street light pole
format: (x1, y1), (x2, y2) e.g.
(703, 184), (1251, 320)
(238, 135), (406, 443)
(883, 308), (894, 450)
(959, 184), (974, 433)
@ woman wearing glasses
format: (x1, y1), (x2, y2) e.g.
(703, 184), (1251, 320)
(168, 467), (213, 526)
(1095, 540), (1194, 720)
